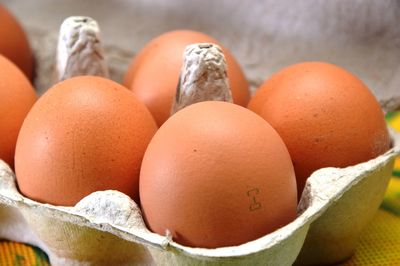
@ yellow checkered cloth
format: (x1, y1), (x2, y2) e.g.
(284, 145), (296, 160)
(0, 241), (49, 266)
(1, 112), (400, 266)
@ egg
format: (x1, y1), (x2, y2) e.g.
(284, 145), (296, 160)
(140, 101), (297, 248)
(0, 55), (36, 168)
(0, 5), (34, 80)
(123, 30), (250, 126)
(248, 62), (391, 195)
(15, 76), (157, 206)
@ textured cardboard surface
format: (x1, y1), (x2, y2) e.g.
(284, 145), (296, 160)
(0, 148), (398, 265)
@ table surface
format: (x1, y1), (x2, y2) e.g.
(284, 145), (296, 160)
(1, 112), (400, 266)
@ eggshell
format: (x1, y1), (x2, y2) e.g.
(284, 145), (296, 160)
(0, 55), (36, 168)
(140, 101), (297, 248)
(1, 2), (399, 264)
(248, 62), (391, 195)
(0, 5), (34, 80)
(123, 30), (250, 126)
(15, 76), (157, 206)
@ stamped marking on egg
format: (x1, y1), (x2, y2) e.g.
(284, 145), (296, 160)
(247, 188), (262, 211)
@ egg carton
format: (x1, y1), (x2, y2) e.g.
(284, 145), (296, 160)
(2, 1), (400, 265)
(0, 139), (398, 266)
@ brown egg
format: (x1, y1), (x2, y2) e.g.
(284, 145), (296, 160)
(15, 76), (157, 206)
(248, 62), (390, 196)
(140, 101), (297, 248)
(123, 30), (250, 126)
(0, 55), (36, 168)
(0, 5), (34, 80)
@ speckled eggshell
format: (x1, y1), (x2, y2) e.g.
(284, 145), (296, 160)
(140, 101), (297, 248)
(0, 5), (34, 80)
(248, 62), (391, 196)
(0, 55), (36, 168)
(15, 76), (157, 206)
(123, 30), (250, 126)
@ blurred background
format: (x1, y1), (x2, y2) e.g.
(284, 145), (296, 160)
(1, 0), (399, 110)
